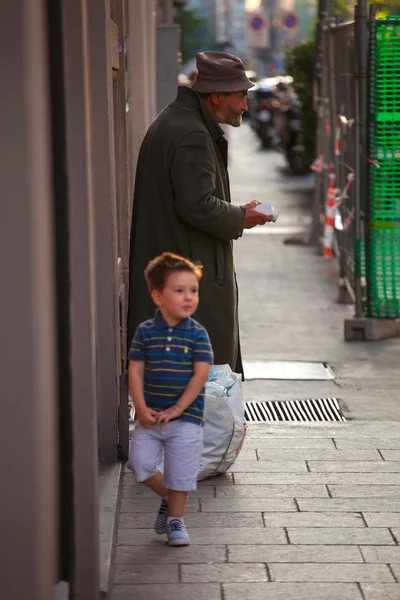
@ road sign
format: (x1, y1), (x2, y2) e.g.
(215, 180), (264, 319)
(250, 15), (265, 31)
(282, 11), (300, 31)
(246, 11), (270, 49)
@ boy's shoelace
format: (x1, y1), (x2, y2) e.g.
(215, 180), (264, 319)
(169, 518), (185, 531)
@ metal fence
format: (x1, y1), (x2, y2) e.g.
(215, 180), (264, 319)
(313, 2), (400, 329)
(314, 2), (369, 315)
(315, 19), (360, 304)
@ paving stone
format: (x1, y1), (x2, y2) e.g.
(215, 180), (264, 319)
(122, 485), (215, 498)
(391, 564), (400, 580)
(113, 564), (179, 584)
(119, 497), (200, 513)
(257, 449), (381, 461)
(216, 484), (329, 498)
(228, 545), (363, 563)
(118, 511), (264, 529)
(117, 527), (287, 546)
(181, 563), (268, 583)
(391, 528), (400, 543)
(364, 513), (400, 527)
(361, 584), (400, 599)
(243, 438), (336, 449)
(236, 449), (258, 460)
(198, 474), (233, 486)
(298, 498), (400, 512)
(361, 546), (400, 563)
(114, 544), (227, 564)
(262, 512), (364, 528)
(308, 461), (400, 472)
(335, 438), (400, 449)
(246, 423), (400, 438)
(228, 460), (307, 472)
(329, 485), (400, 498)
(269, 563), (394, 582)
(287, 527), (395, 545)
(201, 498), (296, 512)
(381, 450), (400, 461)
(223, 582), (362, 599)
(233, 472), (400, 485)
(110, 583), (221, 600)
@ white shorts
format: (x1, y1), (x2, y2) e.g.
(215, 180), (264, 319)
(129, 420), (203, 492)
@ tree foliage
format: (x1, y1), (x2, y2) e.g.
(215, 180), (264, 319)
(285, 41), (317, 160)
(176, 6), (212, 64)
(331, 0), (399, 20)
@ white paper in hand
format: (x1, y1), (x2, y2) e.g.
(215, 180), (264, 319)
(254, 202), (279, 222)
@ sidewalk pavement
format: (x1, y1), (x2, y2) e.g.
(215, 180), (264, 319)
(108, 126), (400, 600)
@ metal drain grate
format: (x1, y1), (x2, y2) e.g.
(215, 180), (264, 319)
(244, 398), (346, 422)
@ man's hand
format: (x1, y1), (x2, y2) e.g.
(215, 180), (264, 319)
(156, 405), (183, 425)
(242, 200), (273, 229)
(135, 407), (159, 427)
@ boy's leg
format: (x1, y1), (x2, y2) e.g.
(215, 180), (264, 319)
(143, 469), (168, 497)
(163, 421), (203, 546)
(167, 489), (188, 517)
(129, 423), (170, 534)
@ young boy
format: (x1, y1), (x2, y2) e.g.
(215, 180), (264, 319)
(128, 252), (213, 546)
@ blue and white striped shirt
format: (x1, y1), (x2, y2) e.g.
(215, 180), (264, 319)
(128, 310), (214, 425)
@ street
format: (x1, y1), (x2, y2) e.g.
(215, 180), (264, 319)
(109, 123), (400, 600)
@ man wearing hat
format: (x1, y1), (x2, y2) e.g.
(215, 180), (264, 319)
(127, 52), (271, 376)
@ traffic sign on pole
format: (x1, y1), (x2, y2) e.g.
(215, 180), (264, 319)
(246, 11), (270, 49)
(282, 11), (300, 31)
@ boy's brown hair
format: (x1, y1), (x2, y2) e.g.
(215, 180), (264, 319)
(144, 252), (203, 292)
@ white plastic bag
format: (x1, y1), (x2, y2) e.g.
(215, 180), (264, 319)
(198, 364), (246, 481)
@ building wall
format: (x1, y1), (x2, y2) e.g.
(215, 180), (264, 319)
(1, 0), (157, 598)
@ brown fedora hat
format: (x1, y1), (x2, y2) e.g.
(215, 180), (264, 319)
(191, 51), (254, 94)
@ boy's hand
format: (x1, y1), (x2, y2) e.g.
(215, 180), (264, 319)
(156, 405), (183, 424)
(135, 407), (159, 427)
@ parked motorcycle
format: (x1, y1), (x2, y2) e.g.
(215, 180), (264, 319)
(246, 79), (278, 148)
(272, 85), (307, 175)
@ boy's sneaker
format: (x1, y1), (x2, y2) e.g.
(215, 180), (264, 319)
(154, 499), (168, 535)
(167, 518), (190, 546)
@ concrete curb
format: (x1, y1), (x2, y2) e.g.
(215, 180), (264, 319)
(99, 462), (124, 597)
(344, 318), (400, 341)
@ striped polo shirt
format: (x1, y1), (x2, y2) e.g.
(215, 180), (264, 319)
(128, 310), (214, 425)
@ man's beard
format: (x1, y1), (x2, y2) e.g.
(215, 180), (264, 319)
(230, 112), (243, 128)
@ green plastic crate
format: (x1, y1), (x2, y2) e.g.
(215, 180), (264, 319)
(367, 17), (400, 318)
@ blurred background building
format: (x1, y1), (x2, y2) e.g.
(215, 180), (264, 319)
(182, 0), (316, 76)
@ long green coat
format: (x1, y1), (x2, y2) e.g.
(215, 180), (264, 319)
(127, 86), (245, 374)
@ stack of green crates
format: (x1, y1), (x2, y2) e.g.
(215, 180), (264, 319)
(367, 16), (400, 317)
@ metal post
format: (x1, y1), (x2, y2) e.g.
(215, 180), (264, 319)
(354, 0), (369, 317)
(354, 4), (363, 316)
(304, 0), (329, 246)
(364, 3), (378, 314)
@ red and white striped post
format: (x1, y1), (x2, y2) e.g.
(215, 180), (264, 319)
(323, 173), (336, 259)
(335, 115), (342, 156)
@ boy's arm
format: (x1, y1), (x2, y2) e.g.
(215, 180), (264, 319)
(156, 361), (211, 424)
(129, 360), (159, 427)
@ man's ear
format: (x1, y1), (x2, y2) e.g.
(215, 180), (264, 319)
(151, 289), (162, 307)
(210, 92), (221, 106)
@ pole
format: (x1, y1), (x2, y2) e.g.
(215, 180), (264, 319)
(354, 0), (369, 317)
(354, 4), (362, 317)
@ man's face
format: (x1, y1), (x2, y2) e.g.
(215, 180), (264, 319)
(213, 91), (248, 127)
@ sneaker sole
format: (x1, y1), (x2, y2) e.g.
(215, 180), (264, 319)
(167, 537), (190, 546)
